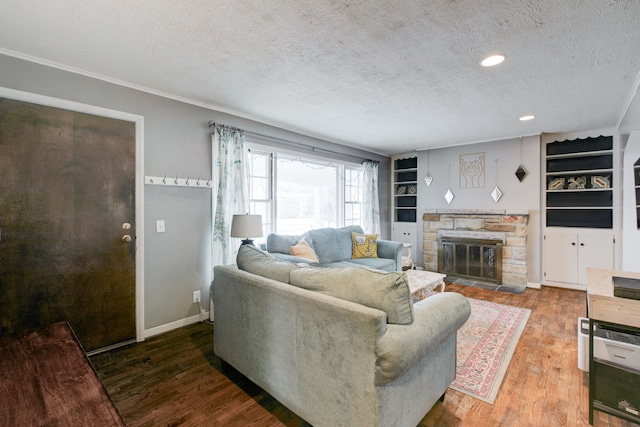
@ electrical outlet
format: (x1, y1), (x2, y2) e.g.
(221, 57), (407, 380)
(193, 290), (201, 304)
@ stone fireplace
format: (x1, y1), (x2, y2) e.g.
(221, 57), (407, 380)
(423, 209), (529, 287)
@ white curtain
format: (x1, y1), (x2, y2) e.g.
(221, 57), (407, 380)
(211, 126), (248, 268)
(362, 160), (381, 235)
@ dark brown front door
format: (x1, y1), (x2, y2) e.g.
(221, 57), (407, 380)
(0, 97), (136, 352)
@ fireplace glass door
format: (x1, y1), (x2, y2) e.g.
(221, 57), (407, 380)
(438, 237), (503, 284)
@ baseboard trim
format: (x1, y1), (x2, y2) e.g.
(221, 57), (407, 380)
(542, 281), (587, 291)
(526, 282), (542, 289)
(86, 338), (137, 356)
(143, 312), (210, 339)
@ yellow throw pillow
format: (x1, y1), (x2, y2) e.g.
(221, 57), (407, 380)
(290, 239), (319, 262)
(352, 232), (378, 259)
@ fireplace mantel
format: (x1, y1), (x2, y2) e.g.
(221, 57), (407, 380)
(422, 210), (529, 287)
(424, 208), (529, 218)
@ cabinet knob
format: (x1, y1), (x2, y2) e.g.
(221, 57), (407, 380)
(571, 242), (576, 246)
(580, 243), (584, 246)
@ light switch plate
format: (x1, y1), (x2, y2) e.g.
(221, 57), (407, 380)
(156, 220), (165, 233)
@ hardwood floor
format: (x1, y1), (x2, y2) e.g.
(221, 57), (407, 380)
(91, 284), (638, 427)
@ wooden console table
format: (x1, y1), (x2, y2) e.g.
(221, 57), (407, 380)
(586, 268), (640, 425)
(587, 268), (640, 328)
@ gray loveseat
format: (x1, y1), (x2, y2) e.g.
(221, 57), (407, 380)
(264, 225), (403, 272)
(212, 245), (471, 427)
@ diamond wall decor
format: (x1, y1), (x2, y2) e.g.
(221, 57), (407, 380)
(424, 172), (433, 187)
(445, 188), (455, 204)
(425, 150), (433, 187)
(515, 137), (528, 182)
(491, 186), (503, 203)
(515, 165), (527, 182)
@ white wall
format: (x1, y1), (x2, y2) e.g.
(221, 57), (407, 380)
(621, 82), (640, 272)
(620, 82), (640, 137)
(622, 131), (640, 272)
(416, 136), (542, 284)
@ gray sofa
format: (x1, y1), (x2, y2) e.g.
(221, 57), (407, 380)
(263, 225), (404, 272)
(212, 245), (471, 427)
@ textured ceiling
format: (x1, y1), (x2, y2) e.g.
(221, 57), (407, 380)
(1, 0), (640, 155)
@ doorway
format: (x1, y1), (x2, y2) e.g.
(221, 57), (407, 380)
(0, 92), (143, 352)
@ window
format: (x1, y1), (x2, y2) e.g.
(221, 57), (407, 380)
(276, 154), (338, 233)
(247, 150), (272, 235)
(344, 167), (362, 226)
(247, 146), (363, 239)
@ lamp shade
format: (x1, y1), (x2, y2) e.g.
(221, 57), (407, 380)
(230, 214), (263, 239)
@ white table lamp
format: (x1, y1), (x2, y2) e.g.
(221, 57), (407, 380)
(230, 214), (263, 245)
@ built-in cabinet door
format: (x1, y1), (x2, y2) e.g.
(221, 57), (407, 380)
(545, 231), (579, 284)
(544, 229), (614, 288)
(577, 232), (614, 285)
(392, 222), (417, 264)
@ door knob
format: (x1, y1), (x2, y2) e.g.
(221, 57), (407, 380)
(122, 235), (132, 243)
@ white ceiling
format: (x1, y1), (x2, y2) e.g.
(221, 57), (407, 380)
(1, 1), (640, 156)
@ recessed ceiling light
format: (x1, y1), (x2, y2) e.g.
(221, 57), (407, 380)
(481, 54), (506, 67)
(519, 115), (536, 121)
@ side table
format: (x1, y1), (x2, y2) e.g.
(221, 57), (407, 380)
(401, 243), (415, 270)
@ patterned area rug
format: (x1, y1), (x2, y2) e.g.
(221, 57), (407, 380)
(450, 297), (531, 404)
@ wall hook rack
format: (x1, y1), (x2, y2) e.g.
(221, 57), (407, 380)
(145, 175), (212, 188)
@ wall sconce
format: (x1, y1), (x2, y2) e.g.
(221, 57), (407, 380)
(230, 214), (263, 245)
